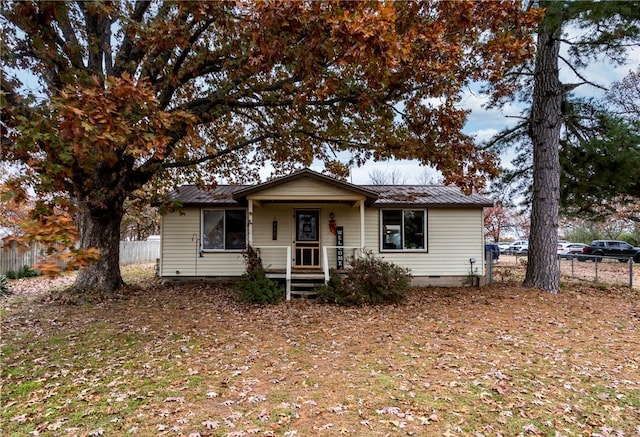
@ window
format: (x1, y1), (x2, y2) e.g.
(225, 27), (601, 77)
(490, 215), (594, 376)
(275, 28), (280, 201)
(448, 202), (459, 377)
(296, 210), (319, 241)
(202, 209), (246, 250)
(381, 209), (426, 251)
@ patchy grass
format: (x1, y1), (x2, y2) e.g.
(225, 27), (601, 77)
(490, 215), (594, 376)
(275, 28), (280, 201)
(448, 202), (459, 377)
(2, 264), (640, 436)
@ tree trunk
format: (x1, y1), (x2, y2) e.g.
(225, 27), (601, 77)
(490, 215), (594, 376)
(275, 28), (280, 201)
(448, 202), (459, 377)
(72, 197), (126, 294)
(523, 6), (562, 293)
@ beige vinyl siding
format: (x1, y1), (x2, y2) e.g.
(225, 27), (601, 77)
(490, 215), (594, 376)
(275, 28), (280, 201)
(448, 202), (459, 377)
(317, 204), (363, 268)
(251, 204), (293, 271)
(161, 204), (366, 277)
(364, 207), (485, 276)
(251, 203), (363, 270)
(248, 178), (364, 202)
(160, 208), (245, 277)
(161, 204), (486, 279)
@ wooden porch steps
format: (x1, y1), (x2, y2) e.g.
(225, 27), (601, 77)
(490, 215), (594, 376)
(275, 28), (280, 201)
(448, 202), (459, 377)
(290, 278), (323, 299)
(266, 270), (326, 299)
(291, 273), (326, 298)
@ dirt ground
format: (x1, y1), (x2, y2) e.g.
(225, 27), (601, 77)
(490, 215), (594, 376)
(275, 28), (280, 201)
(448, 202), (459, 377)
(2, 264), (640, 436)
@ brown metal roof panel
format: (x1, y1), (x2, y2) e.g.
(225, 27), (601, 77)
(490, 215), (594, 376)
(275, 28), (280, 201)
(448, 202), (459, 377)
(362, 185), (492, 207)
(166, 185), (248, 205)
(166, 182), (492, 207)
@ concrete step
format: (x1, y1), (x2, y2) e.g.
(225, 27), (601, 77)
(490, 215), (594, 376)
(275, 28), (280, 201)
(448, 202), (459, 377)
(290, 289), (319, 298)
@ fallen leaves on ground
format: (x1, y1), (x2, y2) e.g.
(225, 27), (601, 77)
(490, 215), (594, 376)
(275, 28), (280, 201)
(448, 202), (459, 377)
(1, 264), (639, 436)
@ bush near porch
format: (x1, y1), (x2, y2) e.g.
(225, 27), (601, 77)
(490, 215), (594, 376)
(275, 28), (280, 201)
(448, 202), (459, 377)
(316, 251), (412, 306)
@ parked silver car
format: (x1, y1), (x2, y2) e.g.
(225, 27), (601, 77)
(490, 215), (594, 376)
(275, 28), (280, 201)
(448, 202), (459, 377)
(507, 240), (528, 255)
(497, 242), (511, 253)
(557, 242), (588, 259)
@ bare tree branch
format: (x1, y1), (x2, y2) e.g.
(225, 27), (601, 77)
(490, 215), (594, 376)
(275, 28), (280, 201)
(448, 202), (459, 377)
(161, 134), (272, 169)
(482, 121), (528, 149)
(558, 54), (608, 91)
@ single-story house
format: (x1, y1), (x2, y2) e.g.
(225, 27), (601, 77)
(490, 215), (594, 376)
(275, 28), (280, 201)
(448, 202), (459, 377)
(159, 168), (492, 298)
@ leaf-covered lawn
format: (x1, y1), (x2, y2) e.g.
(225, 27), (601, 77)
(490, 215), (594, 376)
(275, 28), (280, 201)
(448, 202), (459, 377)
(2, 265), (639, 436)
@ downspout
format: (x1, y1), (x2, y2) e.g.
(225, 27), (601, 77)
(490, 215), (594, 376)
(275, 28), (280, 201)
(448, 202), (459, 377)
(157, 216), (163, 276)
(248, 199), (254, 247)
(194, 209), (204, 277)
(360, 199), (365, 255)
(192, 233), (200, 277)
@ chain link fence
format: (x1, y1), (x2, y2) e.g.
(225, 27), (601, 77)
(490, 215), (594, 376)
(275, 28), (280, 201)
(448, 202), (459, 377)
(488, 254), (639, 289)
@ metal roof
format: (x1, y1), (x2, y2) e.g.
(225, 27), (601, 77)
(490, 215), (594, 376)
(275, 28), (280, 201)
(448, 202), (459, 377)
(362, 185), (493, 207)
(165, 184), (249, 206)
(164, 170), (492, 208)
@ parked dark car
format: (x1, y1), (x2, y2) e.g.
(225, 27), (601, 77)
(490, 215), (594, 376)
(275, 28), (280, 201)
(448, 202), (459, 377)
(579, 240), (640, 263)
(485, 244), (500, 261)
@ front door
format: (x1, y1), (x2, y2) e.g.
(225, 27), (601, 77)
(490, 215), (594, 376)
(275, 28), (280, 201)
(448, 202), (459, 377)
(294, 210), (320, 268)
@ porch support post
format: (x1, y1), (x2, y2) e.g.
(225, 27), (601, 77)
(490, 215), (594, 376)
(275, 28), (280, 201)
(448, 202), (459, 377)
(248, 199), (254, 246)
(359, 199), (365, 254)
(322, 246), (329, 284)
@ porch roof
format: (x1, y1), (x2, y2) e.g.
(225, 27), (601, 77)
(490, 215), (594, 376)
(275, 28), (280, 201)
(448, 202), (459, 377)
(232, 168), (380, 205)
(165, 169), (493, 208)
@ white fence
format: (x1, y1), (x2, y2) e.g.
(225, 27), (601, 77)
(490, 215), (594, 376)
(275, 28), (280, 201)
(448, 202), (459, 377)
(0, 240), (160, 274)
(119, 240), (160, 265)
(0, 244), (43, 275)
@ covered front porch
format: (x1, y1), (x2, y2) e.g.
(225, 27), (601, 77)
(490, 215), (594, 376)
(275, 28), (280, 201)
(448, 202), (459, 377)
(231, 171), (378, 300)
(244, 202), (365, 300)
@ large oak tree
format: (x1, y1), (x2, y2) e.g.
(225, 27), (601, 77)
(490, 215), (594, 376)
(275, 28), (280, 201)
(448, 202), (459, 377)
(1, 1), (540, 293)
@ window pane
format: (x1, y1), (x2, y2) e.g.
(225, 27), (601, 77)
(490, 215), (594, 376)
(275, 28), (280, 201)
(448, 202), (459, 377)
(203, 210), (224, 249)
(403, 210), (425, 249)
(225, 210), (246, 249)
(382, 210), (402, 249)
(297, 211), (319, 241)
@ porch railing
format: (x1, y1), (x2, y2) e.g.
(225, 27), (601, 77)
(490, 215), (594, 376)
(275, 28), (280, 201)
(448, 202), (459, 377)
(254, 245), (362, 300)
(321, 246), (362, 284)
(254, 245), (292, 300)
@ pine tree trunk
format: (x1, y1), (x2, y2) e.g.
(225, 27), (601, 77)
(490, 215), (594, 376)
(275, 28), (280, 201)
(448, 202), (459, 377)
(72, 197), (126, 294)
(523, 7), (562, 293)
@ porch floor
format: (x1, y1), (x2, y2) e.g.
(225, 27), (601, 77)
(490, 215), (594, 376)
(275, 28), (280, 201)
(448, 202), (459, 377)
(265, 269), (325, 279)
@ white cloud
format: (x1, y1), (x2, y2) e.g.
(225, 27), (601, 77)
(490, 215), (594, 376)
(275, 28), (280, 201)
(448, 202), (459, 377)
(460, 90), (525, 135)
(348, 160), (440, 185)
(471, 128), (500, 144)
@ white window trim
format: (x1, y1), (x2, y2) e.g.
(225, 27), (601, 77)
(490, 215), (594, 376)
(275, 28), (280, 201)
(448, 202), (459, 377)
(379, 208), (428, 252)
(201, 208), (247, 252)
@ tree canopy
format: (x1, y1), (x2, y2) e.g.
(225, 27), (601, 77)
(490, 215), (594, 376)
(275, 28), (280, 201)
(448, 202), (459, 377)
(560, 98), (640, 218)
(1, 0), (540, 292)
